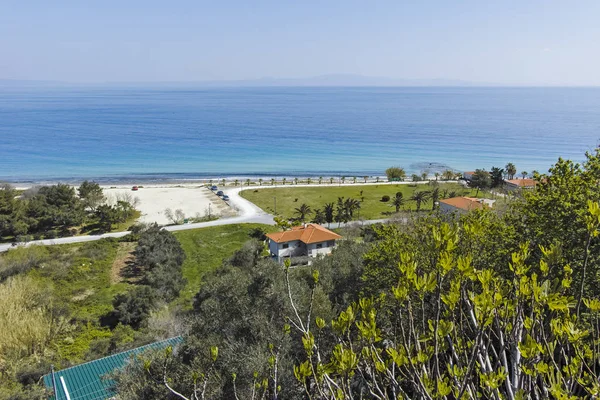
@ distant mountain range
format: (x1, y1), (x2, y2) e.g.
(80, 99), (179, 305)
(0, 74), (499, 88)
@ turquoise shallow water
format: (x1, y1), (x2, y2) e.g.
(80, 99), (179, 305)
(0, 86), (598, 183)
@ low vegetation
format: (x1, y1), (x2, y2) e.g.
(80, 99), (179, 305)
(241, 182), (488, 221)
(0, 181), (139, 243)
(0, 222), (274, 397)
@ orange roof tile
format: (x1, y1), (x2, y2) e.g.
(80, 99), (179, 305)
(505, 178), (537, 187)
(439, 196), (485, 211)
(266, 224), (342, 244)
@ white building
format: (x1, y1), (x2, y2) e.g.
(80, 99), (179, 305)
(266, 223), (342, 264)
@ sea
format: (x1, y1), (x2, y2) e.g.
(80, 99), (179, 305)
(0, 86), (598, 184)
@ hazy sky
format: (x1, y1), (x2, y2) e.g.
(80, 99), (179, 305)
(1, 0), (599, 85)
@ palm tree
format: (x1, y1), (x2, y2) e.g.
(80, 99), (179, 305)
(258, 178), (263, 186)
(245, 179), (251, 186)
(421, 172), (428, 181)
(521, 171), (528, 179)
(341, 176), (346, 184)
(442, 170), (454, 181)
(270, 178), (275, 186)
(294, 177), (299, 185)
(208, 179), (213, 185)
(294, 203), (312, 222)
(344, 198), (361, 218)
(221, 178), (226, 187)
(323, 203), (335, 227)
(410, 190), (431, 212)
(234, 179), (239, 187)
(329, 177), (334, 184)
(392, 192), (405, 213)
(505, 163), (517, 179)
(364, 176), (369, 183)
(282, 178), (287, 185)
(431, 187), (440, 210)
(353, 176), (357, 184)
(307, 177), (312, 185)
(376, 176), (380, 183)
(312, 209), (326, 224)
(318, 176), (323, 184)
(434, 172), (440, 181)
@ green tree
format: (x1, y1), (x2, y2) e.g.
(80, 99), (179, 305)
(271, 178), (275, 186)
(411, 174), (420, 182)
(294, 203), (312, 222)
(490, 166), (505, 188)
(318, 176), (323, 184)
(392, 192), (404, 212)
(430, 187), (440, 210)
(111, 285), (156, 329)
(505, 162), (517, 179)
(385, 167), (406, 182)
(521, 170), (528, 179)
(323, 203), (335, 227)
(135, 225), (186, 302)
(470, 169), (492, 196)
(442, 169), (454, 180)
(410, 190), (431, 212)
(363, 175), (368, 183)
(258, 178), (263, 186)
(312, 209), (326, 224)
(95, 204), (120, 231)
(245, 179), (251, 186)
(78, 180), (105, 211)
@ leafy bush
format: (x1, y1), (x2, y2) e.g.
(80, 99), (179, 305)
(380, 195), (390, 202)
(111, 286), (156, 329)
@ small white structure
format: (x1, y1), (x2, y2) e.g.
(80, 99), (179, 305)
(266, 223), (342, 264)
(439, 197), (495, 215)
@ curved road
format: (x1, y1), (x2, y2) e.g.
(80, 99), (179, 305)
(0, 182), (413, 253)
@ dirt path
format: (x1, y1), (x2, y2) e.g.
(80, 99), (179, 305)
(110, 242), (136, 284)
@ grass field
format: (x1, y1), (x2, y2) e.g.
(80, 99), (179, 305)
(241, 183), (491, 220)
(173, 223), (277, 307)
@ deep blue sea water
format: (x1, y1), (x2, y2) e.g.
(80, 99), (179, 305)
(0, 86), (598, 183)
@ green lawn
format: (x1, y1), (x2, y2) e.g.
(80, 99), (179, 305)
(173, 223), (277, 307)
(241, 183), (492, 220)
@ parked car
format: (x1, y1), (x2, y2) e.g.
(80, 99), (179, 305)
(216, 190), (224, 197)
(131, 186), (139, 191)
(210, 185), (218, 191)
(222, 195), (230, 201)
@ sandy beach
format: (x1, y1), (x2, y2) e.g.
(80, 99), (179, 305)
(103, 185), (235, 225)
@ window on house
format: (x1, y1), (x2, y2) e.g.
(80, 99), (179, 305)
(282, 244), (289, 249)
(327, 241), (335, 247)
(316, 243), (323, 249)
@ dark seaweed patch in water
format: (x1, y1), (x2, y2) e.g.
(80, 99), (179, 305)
(409, 162), (458, 173)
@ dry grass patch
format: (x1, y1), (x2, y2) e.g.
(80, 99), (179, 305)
(110, 242), (136, 284)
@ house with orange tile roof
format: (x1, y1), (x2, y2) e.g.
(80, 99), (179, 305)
(504, 178), (537, 191)
(266, 223), (342, 264)
(463, 171), (476, 181)
(439, 196), (495, 215)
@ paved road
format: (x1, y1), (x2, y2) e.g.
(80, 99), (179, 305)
(0, 183), (407, 253)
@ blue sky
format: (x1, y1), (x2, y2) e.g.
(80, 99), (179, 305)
(1, 0), (599, 85)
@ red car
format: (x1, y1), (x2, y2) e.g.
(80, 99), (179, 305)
(131, 186), (139, 191)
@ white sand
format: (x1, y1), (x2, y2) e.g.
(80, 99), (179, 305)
(103, 185), (234, 225)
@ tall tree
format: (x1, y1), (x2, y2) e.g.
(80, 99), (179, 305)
(385, 167), (406, 182)
(410, 190), (431, 212)
(294, 203), (312, 222)
(490, 166), (505, 188)
(521, 171), (528, 179)
(312, 209), (326, 224)
(470, 169), (492, 196)
(505, 162), (517, 179)
(78, 180), (105, 211)
(323, 203), (335, 227)
(392, 192), (405, 212)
